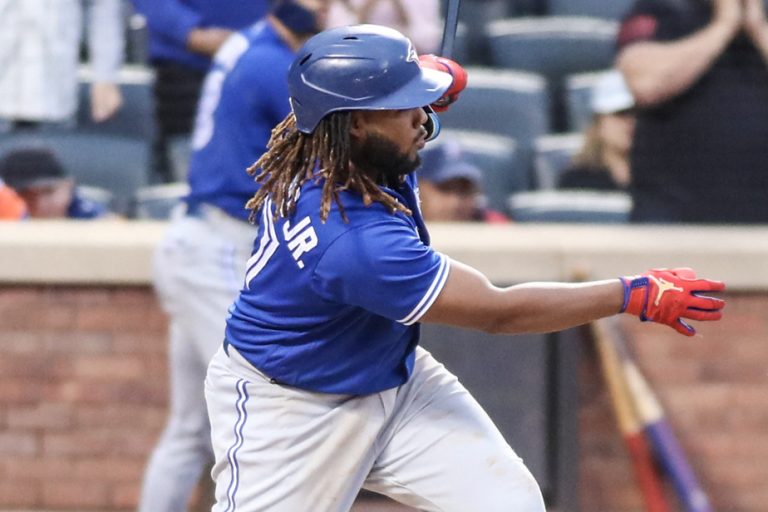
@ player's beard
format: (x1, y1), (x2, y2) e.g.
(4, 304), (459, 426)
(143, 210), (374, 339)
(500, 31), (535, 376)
(350, 133), (421, 187)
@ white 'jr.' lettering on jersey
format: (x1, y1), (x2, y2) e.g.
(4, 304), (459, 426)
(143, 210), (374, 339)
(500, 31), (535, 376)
(283, 217), (317, 269)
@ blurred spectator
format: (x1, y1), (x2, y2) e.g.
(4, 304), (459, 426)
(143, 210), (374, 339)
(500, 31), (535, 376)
(0, 0), (124, 131)
(137, 2), (329, 511)
(0, 147), (112, 219)
(558, 70), (635, 191)
(617, 0), (768, 223)
(418, 140), (509, 223)
(129, 0), (269, 182)
(327, 0), (442, 53)
(0, 179), (27, 220)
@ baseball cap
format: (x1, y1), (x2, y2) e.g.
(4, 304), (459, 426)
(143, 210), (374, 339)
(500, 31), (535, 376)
(590, 70), (634, 115)
(0, 147), (68, 191)
(418, 140), (482, 186)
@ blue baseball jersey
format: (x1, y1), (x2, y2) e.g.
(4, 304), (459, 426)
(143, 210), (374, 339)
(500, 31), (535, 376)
(186, 21), (294, 221)
(67, 189), (109, 219)
(225, 174), (451, 395)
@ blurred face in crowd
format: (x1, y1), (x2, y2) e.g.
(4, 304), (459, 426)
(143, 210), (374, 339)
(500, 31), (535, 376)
(419, 177), (479, 222)
(17, 179), (74, 218)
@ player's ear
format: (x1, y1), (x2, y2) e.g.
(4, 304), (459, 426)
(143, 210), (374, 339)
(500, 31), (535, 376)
(349, 111), (368, 139)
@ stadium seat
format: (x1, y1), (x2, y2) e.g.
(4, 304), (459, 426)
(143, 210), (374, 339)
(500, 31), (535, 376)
(78, 185), (115, 212)
(564, 70), (609, 132)
(0, 132), (150, 216)
(510, 0), (548, 15)
(486, 17), (619, 76)
(438, 67), (551, 144)
(76, 66), (156, 141)
(134, 182), (190, 220)
(533, 132), (584, 189)
(125, 7), (149, 64)
(451, 22), (471, 65)
(430, 129), (527, 213)
(485, 17), (619, 130)
(507, 190), (631, 223)
(548, 0), (633, 20)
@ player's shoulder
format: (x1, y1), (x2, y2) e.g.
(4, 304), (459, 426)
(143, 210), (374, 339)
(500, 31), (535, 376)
(239, 22), (293, 64)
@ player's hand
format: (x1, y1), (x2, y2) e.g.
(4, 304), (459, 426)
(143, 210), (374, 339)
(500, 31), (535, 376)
(619, 267), (725, 336)
(187, 27), (234, 56)
(90, 82), (123, 123)
(418, 54), (468, 112)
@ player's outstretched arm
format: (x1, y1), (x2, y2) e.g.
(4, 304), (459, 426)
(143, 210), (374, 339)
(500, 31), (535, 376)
(420, 261), (725, 336)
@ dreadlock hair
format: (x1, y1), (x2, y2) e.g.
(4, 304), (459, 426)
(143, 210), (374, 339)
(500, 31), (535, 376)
(245, 111), (411, 223)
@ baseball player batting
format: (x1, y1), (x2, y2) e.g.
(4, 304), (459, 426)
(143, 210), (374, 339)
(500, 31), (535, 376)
(204, 25), (726, 512)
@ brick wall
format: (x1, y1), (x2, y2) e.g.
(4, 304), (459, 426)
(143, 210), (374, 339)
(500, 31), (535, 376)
(0, 287), (764, 511)
(0, 286), (173, 511)
(579, 294), (768, 512)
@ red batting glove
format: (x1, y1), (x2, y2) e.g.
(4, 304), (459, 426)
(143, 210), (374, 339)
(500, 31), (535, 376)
(418, 54), (468, 112)
(619, 267), (725, 336)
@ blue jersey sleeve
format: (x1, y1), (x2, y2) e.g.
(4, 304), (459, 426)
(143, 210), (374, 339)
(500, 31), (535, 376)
(311, 220), (450, 325)
(131, 0), (202, 46)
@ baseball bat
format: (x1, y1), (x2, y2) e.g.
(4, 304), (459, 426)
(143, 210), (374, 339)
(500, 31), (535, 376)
(591, 319), (671, 512)
(609, 319), (714, 512)
(440, 0), (461, 58)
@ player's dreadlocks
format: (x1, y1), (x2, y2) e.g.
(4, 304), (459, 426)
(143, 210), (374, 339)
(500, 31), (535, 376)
(246, 112), (411, 223)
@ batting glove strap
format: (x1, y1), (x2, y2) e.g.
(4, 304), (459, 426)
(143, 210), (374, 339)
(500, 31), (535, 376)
(418, 54), (468, 112)
(619, 268), (726, 337)
(619, 275), (651, 320)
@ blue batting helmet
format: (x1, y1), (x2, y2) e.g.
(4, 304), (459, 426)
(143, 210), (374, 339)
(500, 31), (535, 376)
(287, 24), (452, 135)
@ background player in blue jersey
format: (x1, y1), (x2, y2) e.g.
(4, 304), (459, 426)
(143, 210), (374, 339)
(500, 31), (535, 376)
(138, 2), (329, 511)
(130, 0), (270, 181)
(205, 25), (726, 512)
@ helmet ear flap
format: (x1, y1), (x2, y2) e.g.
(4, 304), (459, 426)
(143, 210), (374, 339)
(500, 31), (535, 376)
(423, 106), (441, 141)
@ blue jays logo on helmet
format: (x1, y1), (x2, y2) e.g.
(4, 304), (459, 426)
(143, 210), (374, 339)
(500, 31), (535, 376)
(287, 24), (452, 134)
